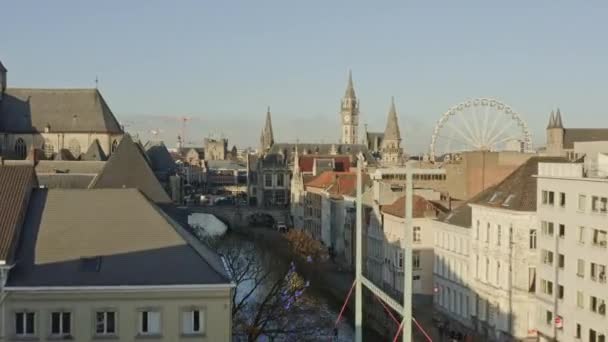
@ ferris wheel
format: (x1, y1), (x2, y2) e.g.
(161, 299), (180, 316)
(429, 98), (532, 162)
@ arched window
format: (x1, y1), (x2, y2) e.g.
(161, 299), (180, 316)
(42, 139), (54, 159)
(14, 138), (27, 159)
(68, 139), (81, 159)
(111, 139), (118, 153)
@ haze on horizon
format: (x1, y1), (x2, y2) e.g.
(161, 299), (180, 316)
(3, 0), (608, 153)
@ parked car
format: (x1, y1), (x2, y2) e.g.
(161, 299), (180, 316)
(276, 221), (288, 233)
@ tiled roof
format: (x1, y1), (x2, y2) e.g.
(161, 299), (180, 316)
(469, 156), (568, 211)
(269, 143), (376, 165)
(563, 129), (608, 149)
(82, 139), (107, 161)
(89, 134), (171, 203)
(381, 195), (439, 219)
(298, 155), (351, 173)
(7, 189), (230, 287)
(326, 173), (358, 198)
(305, 171), (343, 189)
(0, 88), (123, 133)
(0, 165), (37, 262)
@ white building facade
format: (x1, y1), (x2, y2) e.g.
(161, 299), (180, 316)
(536, 161), (608, 342)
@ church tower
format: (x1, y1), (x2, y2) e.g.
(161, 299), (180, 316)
(259, 106), (274, 153)
(546, 109), (565, 156)
(380, 97), (403, 165)
(340, 70), (359, 145)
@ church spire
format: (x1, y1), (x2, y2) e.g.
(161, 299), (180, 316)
(547, 110), (556, 129)
(340, 70), (359, 145)
(554, 108), (564, 128)
(260, 106), (274, 152)
(293, 142), (300, 174)
(383, 97), (401, 141)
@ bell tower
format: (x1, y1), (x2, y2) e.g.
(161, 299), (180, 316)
(340, 70), (359, 145)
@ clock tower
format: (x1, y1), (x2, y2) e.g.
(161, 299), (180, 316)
(340, 70), (359, 145)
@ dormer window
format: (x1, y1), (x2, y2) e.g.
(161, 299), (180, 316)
(488, 192), (502, 204)
(503, 194), (516, 207)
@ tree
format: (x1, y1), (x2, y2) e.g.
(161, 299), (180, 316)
(218, 237), (332, 341)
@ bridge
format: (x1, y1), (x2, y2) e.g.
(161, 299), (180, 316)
(189, 205), (290, 229)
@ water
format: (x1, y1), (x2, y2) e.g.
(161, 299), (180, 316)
(219, 232), (355, 342)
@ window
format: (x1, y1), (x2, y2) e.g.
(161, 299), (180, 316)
(412, 251), (421, 269)
(590, 296), (606, 315)
(577, 291), (584, 308)
(545, 310), (553, 325)
(576, 323), (581, 339)
(396, 251), (403, 269)
(51, 312), (71, 337)
(95, 311), (116, 335)
(558, 285), (564, 300)
(475, 255), (479, 278)
(559, 192), (566, 207)
(476, 220), (480, 240)
(577, 259), (585, 277)
(15, 311), (35, 337)
(485, 258), (489, 281)
(14, 138), (27, 160)
(591, 263), (606, 283)
(182, 309), (204, 335)
(264, 174), (272, 187)
(528, 267), (536, 293)
(541, 221), (554, 236)
(541, 279), (553, 295)
(542, 190), (548, 204)
(496, 261), (500, 286)
(529, 229), (537, 249)
(578, 194), (586, 211)
(558, 254), (565, 269)
(276, 174), (284, 187)
(139, 310), (161, 335)
(413, 226), (421, 243)
(592, 196), (608, 213)
(541, 249), (554, 265)
(558, 224), (565, 238)
(548, 191), (555, 205)
(497, 225), (501, 246)
(486, 223), (490, 243)
(592, 229), (607, 247)
(578, 226), (585, 244)
(111, 139), (118, 153)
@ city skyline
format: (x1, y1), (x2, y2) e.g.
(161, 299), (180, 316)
(4, 1), (608, 152)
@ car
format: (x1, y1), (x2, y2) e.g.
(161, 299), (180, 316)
(276, 222), (287, 233)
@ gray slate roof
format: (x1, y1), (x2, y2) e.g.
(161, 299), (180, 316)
(35, 160), (106, 174)
(268, 143), (376, 165)
(144, 140), (176, 173)
(38, 174), (96, 189)
(89, 134), (171, 203)
(469, 156), (568, 211)
(0, 89), (123, 133)
(383, 98), (401, 141)
(563, 129), (608, 149)
(82, 139), (107, 161)
(206, 159), (246, 170)
(7, 188), (230, 287)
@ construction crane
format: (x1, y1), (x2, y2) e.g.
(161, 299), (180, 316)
(161, 116), (199, 144)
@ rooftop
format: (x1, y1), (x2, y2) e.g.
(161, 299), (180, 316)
(381, 195), (443, 219)
(0, 88), (123, 134)
(8, 188), (230, 287)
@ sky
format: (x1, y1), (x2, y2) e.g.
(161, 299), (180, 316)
(3, 1), (608, 153)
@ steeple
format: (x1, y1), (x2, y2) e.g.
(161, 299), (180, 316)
(340, 70), (359, 145)
(293, 143), (300, 174)
(380, 97), (403, 165)
(547, 110), (556, 129)
(344, 69), (356, 99)
(383, 97), (401, 141)
(260, 106), (274, 152)
(554, 108), (564, 128)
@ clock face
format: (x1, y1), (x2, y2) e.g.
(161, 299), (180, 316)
(344, 115), (351, 123)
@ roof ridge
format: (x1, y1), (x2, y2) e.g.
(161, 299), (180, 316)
(7, 87), (99, 92)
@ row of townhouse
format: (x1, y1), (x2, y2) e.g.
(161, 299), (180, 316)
(434, 153), (608, 342)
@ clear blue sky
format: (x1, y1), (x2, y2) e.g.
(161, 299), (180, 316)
(3, 0), (608, 152)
